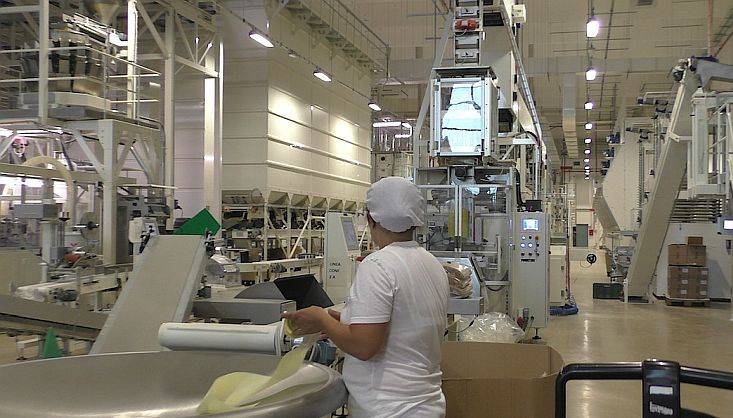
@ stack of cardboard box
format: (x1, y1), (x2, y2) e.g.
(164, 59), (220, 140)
(667, 237), (709, 301)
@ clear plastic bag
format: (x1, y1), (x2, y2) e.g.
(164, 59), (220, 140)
(456, 312), (525, 343)
(443, 263), (473, 298)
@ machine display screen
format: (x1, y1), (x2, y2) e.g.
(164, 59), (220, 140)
(341, 217), (359, 251)
(522, 218), (539, 231)
(725, 219), (733, 230)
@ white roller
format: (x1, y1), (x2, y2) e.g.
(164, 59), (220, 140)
(158, 322), (285, 355)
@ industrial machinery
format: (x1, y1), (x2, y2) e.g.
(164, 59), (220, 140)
(512, 211), (549, 329)
(405, 0), (552, 333)
(0, 351), (347, 418)
(323, 212), (361, 304)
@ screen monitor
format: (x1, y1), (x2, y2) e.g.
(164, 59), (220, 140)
(341, 217), (359, 251)
(724, 219), (733, 230)
(522, 218), (539, 231)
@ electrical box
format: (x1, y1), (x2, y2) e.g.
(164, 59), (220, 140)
(549, 245), (567, 306)
(512, 4), (527, 24)
(511, 211), (550, 328)
(375, 153), (395, 180)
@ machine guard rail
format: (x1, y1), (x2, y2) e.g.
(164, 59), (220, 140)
(555, 360), (733, 417)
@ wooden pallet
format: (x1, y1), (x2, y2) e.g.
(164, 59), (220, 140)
(665, 298), (710, 307)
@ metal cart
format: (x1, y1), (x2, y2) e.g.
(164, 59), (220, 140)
(556, 359), (733, 417)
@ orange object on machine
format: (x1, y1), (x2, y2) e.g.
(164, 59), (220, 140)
(454, 19), (478, 31)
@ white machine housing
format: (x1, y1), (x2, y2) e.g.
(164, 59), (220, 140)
(511, 211), (549, 328)
(324, 213), (360, 303)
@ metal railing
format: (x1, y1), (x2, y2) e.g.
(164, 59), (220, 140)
(294, 0), (390, 71)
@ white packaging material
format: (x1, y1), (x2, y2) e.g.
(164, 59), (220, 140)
(457, 312), (525, 343)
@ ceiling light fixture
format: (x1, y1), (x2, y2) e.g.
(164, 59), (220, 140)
(584, 149), (591, 155)
(372, 121), (402, 128)
(368, 101), (381, 112)
(585, 67), (597, 81)
(585, 100), (594, 110)
(395, 134), (411, 139)
(584, 138), (592, 144)
(313, 68), (332, 82)
(248, 29), (274, 48)
(585, 165), (591, 170)
(584, 158), (590, 163)
(587, 16), (600, 38)
(512, 101), (519, 113)
(585, 122), (593, 130)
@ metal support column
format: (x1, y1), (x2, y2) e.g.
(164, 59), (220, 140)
(202, 38), (222, 230)
(38, 0), (49, 123)
(164, 10), (175, 229)
(99, 121), (118, 264)
(127, 0), (138, 119)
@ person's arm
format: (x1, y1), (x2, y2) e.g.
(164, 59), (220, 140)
(281, 307), (388, 361)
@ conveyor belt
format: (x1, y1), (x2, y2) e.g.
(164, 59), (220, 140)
(90, 235), (207, 354)
(0, 294), (105, 340)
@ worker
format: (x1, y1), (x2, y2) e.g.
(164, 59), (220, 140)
(283, 177), (449, 418)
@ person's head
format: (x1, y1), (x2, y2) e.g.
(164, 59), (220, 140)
(365, 177), (425, 248)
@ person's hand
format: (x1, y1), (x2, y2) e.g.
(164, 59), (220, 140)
(282, 306), (330, 335)
(327, 309), (341, 322)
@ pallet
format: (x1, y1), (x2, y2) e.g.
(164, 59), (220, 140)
(665, 298), (710, 307)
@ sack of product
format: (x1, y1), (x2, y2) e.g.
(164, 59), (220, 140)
(443, 263), (473, 298)
(457, 312), (525, 343)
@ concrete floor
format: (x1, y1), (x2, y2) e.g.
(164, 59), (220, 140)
(0, 259), (731, 417)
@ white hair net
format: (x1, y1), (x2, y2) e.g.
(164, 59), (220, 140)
(366, 177), (425, 233)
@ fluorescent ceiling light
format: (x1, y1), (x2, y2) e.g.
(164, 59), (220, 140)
(587, 17), (600, 38)
(583, 158), (590, 163)
(585, 67), (597, 81)
(368, 101), (381, 111)
(585, 175), (591, 180)
(372, 121), (402, 128)
(584, 101), (594, 110)
(584, 149), (591, 155)
(395, 134), (411, 139)
(0, 128), (12, 136)
(584, 138), (592, 144)
(313, 68), (332, 82)
(248, 30), (274, 48)
(584, 165), (591, 170)
(585, 122), (593, 130)
(401, 122), (411, 129)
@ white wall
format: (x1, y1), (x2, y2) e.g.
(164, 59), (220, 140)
(220, 1), (372, 204)
(654, 223), (732, 300)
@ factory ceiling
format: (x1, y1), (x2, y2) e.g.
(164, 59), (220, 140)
(349, 0), (733, 162)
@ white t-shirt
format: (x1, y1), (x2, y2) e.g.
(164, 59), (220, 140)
(340, 241), (449, 418)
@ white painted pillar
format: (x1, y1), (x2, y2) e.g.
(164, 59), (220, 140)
(127, 0), (138, 119)
(38, 0), (49, 123)
(100, 121), (118, 264)
(164, 11), (175, 229)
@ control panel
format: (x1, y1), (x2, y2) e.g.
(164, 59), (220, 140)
(511, 211), (550, 329)
(324, 213), (361, 304)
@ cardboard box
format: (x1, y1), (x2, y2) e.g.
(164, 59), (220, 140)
(667, 244), (706, 266)
(667, 266), (709, 299)
(441, 342), (563, 418)
(687, 236), (704, 245)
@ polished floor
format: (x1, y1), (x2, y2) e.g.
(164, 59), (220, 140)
(543, 260), (733, 417)
(0, 260), (732, 417)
